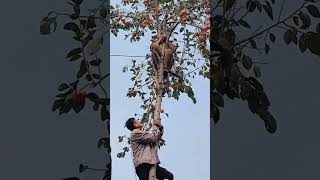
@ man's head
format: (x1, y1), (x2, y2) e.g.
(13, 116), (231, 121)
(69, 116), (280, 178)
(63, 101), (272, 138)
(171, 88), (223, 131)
(125, 117), (143, 131)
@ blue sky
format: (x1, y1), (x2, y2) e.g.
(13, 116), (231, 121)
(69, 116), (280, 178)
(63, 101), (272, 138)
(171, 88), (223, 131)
(110, 19), (210, 180)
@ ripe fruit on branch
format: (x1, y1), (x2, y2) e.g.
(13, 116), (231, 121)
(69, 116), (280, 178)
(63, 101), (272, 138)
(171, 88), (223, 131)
(180, 17), (189, 25)
(122, 0), (129, 6)
(141, 19), (150, 28)
(195, 31), (207, 42)
(179, 8), (189, 18)
(205, 8), (211, 15)
(203, 21), (210, 32)
(123, 20), (131, 28)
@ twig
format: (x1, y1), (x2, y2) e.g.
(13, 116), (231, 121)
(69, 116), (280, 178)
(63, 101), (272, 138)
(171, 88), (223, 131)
(234, 1), (306, 46)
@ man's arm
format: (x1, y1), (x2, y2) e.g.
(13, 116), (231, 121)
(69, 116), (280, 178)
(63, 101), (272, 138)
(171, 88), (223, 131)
(131, 129), (163, 144)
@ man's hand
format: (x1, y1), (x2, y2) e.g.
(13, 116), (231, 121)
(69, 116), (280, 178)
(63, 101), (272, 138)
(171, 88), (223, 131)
(154, 119), (164, 132)
(154, 119), (161, 127)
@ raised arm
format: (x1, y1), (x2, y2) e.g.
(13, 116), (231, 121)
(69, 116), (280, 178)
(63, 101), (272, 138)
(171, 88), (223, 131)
(131, 126), (164, 145)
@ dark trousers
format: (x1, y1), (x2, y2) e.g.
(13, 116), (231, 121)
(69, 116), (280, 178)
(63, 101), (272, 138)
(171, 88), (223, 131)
(135, 163), (174, 180)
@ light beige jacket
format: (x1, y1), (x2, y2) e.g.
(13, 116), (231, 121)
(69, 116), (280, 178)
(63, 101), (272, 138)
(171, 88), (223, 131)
(130, 128), (163, 167)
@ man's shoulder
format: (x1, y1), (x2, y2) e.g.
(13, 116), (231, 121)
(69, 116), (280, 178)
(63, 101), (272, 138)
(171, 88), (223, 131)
(130, 129), (144, 136)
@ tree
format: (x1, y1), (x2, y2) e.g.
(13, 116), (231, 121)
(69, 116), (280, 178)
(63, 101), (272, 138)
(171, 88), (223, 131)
(41, 0), (210, 179)
(111, 0), (210, 179)
(41, 0), (111, 179)
(40, 0), (320, 179)
(210, 0), (320, 134)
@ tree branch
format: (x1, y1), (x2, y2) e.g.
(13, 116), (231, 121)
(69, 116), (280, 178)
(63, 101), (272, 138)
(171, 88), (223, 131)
(234, 1), (307, 47)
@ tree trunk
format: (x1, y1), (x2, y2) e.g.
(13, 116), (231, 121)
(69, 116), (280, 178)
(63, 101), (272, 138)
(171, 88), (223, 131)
(148, 38), (166, 180)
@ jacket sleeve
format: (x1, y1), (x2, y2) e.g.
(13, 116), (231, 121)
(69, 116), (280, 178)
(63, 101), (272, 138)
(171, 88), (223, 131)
(131, 128), (163, 144)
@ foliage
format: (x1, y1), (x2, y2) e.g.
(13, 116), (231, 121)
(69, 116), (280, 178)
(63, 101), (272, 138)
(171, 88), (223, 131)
(41, 0), (111, 179)
(210, 0), (320, 133)
(112, 0), (211, 165)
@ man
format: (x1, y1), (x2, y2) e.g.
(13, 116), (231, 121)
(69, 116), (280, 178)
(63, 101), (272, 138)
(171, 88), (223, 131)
(125, 117), (174, 180)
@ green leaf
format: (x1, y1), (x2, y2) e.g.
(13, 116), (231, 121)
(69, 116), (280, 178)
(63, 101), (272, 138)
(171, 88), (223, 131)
(263, 3), (273, 20)
(306, 32), (320, 56)
(70, 80), (79, 89)
(298, 11), (311, 29)
(77, 60), (87, 78)
(212, 105), (220, 124)
(306, 5), (320, 18)
(98, 137), (110, 149)
(93, 102), (99, 111)
(225, 0), (236, 11)
(40, 22), (51, 35)
(87, 92), (99, 102)
(179, 27), (184, 32)
(118, 136), (124, 142)
(250, 39), (257, 49)
(52, 99), (64, 112)
(117, 152), (123, 158)
(100, 7), (108, 18)
(92, 74), (101, 79)
(89, 59), (102, 66)
(70, 54), (81, 62)
(269, 33), (276, 42)
(293, 16), (299, 26)
(58, 83), (69, 91)
(79, 164), (88, 173)
(230, 64), (240, 81)
(246, 0), (257, 12)
(212, 92), (224, 107)
(299, 33), (307, 53)
(265, 43), (270, 54)
(242, 55), (253, 70)
(259, 111), (277, 134)
(238, 19), (251, 28)
(256, 1), (262, 12)
(73, 5), (80, 19)
(61, 99), (73, 114)
(254, 65), (261, 78)
(72, 0), (83, 5)
(62, 177), (80, 180)
(66, 48), (82, 59)
(123, 147), (129, 152)
(101, 105), (109, 121)
(316, 23), (320, 33)
(63, 22), (80, 35)
(284, 29), (293, 45)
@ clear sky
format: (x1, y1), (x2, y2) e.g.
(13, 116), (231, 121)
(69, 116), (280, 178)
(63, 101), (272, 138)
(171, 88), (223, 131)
(110, 27), (210, 179)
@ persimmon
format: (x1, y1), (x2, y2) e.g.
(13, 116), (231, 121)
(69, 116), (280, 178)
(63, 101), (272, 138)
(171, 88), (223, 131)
(122, 0), (129, 6)
(180, 17), (188, 25)
(179, 8), (189, 18)
(205, 8), (211, 15)
(196, 32), (207, 42)
(78, 90), (87, 97)
(170, 84), (177, 91)
(124, 21), (131, 28)
(141, 19), (150, 28)
(203, 25), (210, 32)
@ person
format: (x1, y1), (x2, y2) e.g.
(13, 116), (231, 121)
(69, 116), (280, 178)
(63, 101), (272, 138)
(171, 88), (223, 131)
(125, 117), (174, 180)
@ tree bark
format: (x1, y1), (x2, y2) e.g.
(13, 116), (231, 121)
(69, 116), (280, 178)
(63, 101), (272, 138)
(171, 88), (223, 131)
(148, 36), (166, 180)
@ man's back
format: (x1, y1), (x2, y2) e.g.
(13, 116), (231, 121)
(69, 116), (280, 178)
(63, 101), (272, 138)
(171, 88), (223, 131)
(130, 128), (163, 167)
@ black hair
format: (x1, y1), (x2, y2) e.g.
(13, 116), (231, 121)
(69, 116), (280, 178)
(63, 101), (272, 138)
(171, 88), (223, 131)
(125, 117), (135, 131)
